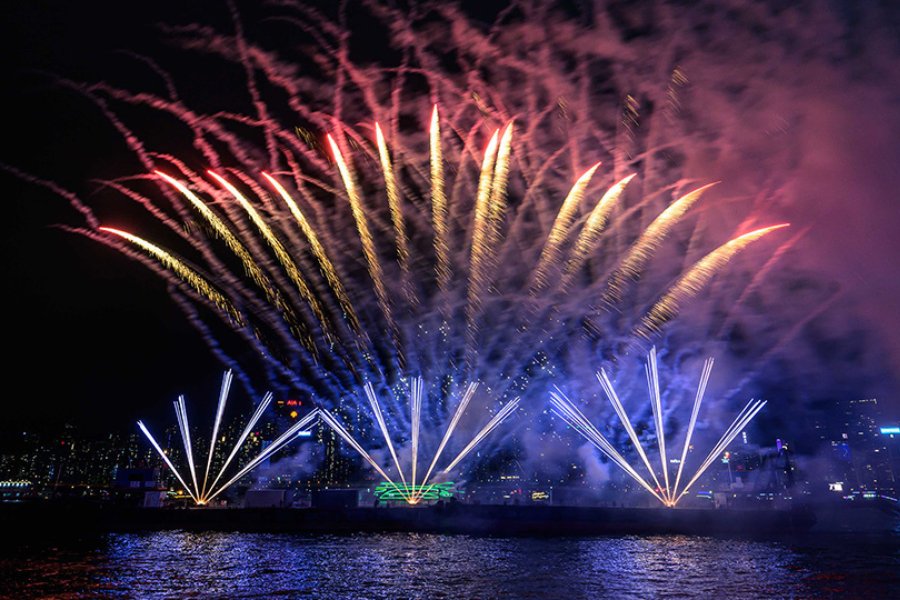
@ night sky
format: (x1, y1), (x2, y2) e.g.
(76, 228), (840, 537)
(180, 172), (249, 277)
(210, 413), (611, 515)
(1, 1), (229, 431)
(2, 0), (900, 439)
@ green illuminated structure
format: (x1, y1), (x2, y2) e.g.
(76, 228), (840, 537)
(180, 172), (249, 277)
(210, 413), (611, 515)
(374, 481), (455, 502)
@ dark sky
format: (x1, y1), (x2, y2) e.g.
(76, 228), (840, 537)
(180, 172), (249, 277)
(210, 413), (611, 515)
(0, 1), (230, 431)
(2, 0), (899, 437)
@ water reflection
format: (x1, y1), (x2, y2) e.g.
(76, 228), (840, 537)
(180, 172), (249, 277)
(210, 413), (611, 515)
(1, 532), (897, 598)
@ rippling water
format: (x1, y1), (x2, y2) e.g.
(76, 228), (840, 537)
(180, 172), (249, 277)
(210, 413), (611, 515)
(1, 532), (897, 599)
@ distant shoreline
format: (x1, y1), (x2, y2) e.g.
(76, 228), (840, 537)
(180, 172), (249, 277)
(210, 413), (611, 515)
(0, 501), (833, 538)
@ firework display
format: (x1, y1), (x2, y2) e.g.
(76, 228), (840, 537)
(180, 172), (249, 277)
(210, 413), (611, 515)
(10, 3), (802, 497)
(550, 347), (766, 507)
(96, 125), (787, 393)
(88, 105), (787, 497)
(137, 371), (319, 505)
(6, 5), (900, 596)
(320, 378), (519, 504)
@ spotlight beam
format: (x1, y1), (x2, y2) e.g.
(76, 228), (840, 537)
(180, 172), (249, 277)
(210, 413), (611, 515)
(319, 408), (410, 502)
(672, 357), (713, 501)
(646, 348), (671, 502)
(138, 420), (199, 503)
(552, 348), (766, 507)
(205, 392), (273, 499)
(441, 397), (519, 475)
(550, 390), (665, 504)
(138, 379), (315, 507)
(206, 409), (321, 502)
(174, 395), (200, 501)
(364, 382), (408, 489)
(675, 399), (766, 501)
(320, 379), (517, 506)
(202, 370), (233, 500)
(410, 377), (423, 491)
(419, 382), (478, 495)
(596, 370), (666, 499)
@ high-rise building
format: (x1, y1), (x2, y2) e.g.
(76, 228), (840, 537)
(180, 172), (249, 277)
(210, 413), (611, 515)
(815, 398), (897, 496)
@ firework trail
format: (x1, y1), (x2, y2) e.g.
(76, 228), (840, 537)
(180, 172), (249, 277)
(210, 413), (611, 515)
(562, 174), (637, 290)
(636, 224), (791, 339)
(374, 123), (411, 276)
(431, 106), (451, 293)
(262, 172), (362, 333)
(208, 170), (333, 344)
(154, 170), (278, 309)
(99, 227), (241, 325)
(602, 183), (718, 307)
(465, 128), (501, 348)
(326, 134), (401, 363)
(530, 162), (601, 295)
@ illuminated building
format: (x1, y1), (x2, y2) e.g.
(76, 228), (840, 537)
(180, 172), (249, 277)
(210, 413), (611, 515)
(815, 398), (898, 496)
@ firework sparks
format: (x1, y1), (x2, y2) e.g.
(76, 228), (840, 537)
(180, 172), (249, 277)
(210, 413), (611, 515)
(23, 8), (799, 460)
(551, 347), (766, 507)
(154, 171), (279, 312)
(98, 227), (241, 324)
(530, 162), (601, 294)
(4, 1), (837, 524)
(94, 124), (788, 436)
(465, 128), (501, 344)
(562, 173), (637, 288)
(487, 123), (514, 260)
(374, 123), (410, 274)
(208, 170), (333, 344)
(636, 224), (791, 338)
(327, 134), (397, 343)
(262, 171), (362, 334)
(603, 183), (718, 307)
(430, 105), (451, 291)
(94, 118), (786, 421)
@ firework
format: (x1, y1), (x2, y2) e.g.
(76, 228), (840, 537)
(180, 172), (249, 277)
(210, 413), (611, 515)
(430, 106), (451, 292)
(465, 128), (501, 344)
(137, 371), (319, 505)
(98, 227), (242, 325)
(530, 162), (601, 294)
(602, 183), (718, 307)
(262, 171), (362, 334)
(562, 173), (636, 289)
(374, 123), (410, 275)
(326, 134), (397, 344)
(320, 378), (519, 505)
(96, 113), (787, 389)
(635, 224), (791, 338)
(12, 3), (800, 475)
(550, 347), (766, 507)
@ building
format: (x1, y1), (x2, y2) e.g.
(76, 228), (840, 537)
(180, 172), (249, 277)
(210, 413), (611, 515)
(814, 398), (898, 497)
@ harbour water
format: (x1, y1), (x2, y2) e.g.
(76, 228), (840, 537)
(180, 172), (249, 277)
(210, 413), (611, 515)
(2, 532), (897, 598)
